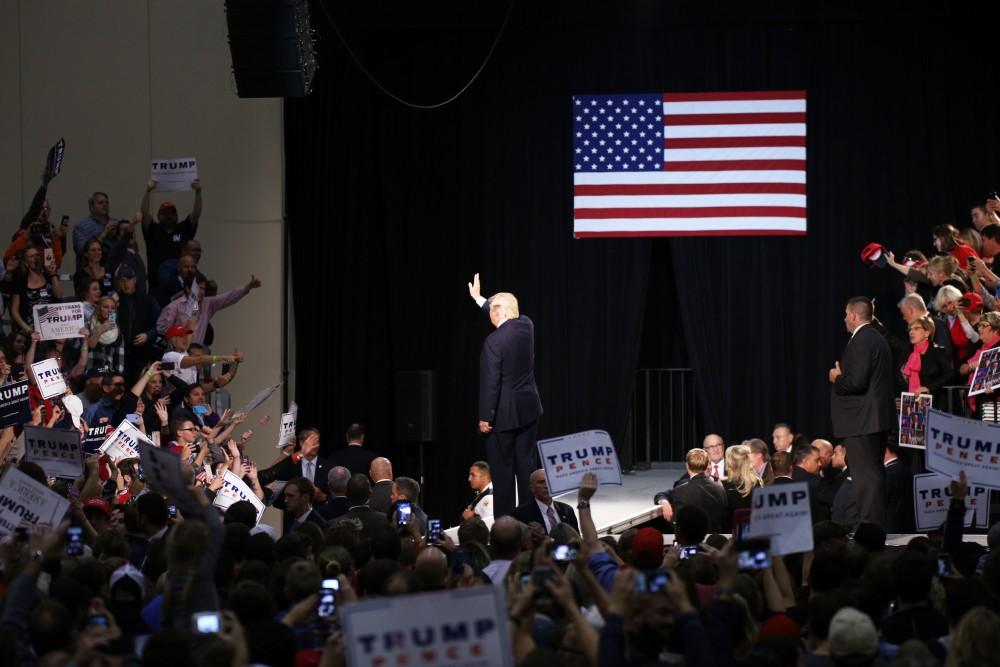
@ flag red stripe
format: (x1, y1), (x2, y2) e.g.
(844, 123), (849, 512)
(576, 229), (806, 238)
(664, 112), (806, 125)
(662, 160), (806, 171)
(662, 91), (806, 102)
(664, 136), (806, 148)
(574, 183), (806, 196)
(574, 206), (806, 219)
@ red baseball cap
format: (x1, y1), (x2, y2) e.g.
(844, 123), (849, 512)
(631, 527), (664, 570)
(860, 243), (888, 268)
(960, 292), (985, 313)
(165, 325), (193, 339)
(83, 498), (112, 519)
(158, 202), (177, 215)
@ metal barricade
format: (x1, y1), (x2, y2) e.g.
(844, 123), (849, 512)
(625, 368), (697, 470)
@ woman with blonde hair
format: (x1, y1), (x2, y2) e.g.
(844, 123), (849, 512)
(723, 444), (763, 525)
(946, 606), (1000, 667)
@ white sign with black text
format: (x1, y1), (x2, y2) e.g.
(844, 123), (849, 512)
(30, 358), (65, 400)
(925, 409), (1000, 489)
(99, 420), (153, 461)
(913, 472), (990, 531)
(23, 425), (83, 479)
(341, 586), (513, 667)
(276, 402), (297, 449)
(537, 430), (622, 495)
(32, 302), (85, 341)
(213, 470), (265, 523)
(150, 157), (198, 192)
(0, 467), (69, 536)
(747, 482), (813, 556)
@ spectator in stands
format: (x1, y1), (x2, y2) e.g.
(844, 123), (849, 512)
(156, 273), (261, 345)
(329, 423), (376, 477)
(722, 443), (762, 527)
(335, 473), (390, 536)
(979, 223), (1000, 259)
(935, 285), (977, 365)
(316, 466), (351, 520)
(772, 423), (794, 452)
(154, 252), (199, 307)
(115, 265), (160, 382)
(140, 179), (201, 288)
(770, 450), (793, 482)
(746, 437), (774, 484)
(160, 324), (239, 390)
(883, 550), (949, 644)
(655, 448), (728, 533)
(75, 276), (103, 323)
(462, 460), (494, 523)
(972, 203), (998, 231)
(281, 477), (326, 534)
(82, 372), (126, 426)
(157, 239), (203, 289)
(964, 312), (1000, 416)
(72, 191), (114, 263)
(890, 254), (967, 292)
(73, 238), (115, 298)
(512, 469), (579, 534)
(369, 456), (394, 514)
(934, 223), (980, 266)
(899, 315), (955, 406)
(10, 246), (61, 334)
(86, 296), (125, 375)
(106, 217), (148, 297)
(118, 362), (167, 436)
(75, 368), (104, 413)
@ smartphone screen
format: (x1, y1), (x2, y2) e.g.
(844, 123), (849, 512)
(317, 579), (339, 619)
(737, 549), (771, 570)
(160, 362), (176, 371)
(67, 526), (84, 557)
(396, 502), (412, 528)
(553, 544), (578, 561)
(427, 518), (442, 542)
(192, 612), (221, 634)
(937, 554), (952, 576)
(679, 545), (698, 559)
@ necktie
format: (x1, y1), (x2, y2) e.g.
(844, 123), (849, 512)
(546, 506), (558, 532)
(305, 460), (313, 481)
(711, 463), (718, 480)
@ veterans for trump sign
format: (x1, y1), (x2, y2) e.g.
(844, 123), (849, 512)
(0, 467), (69, 535)
(913, 473), (990, 532)
(747, 482), (813, 556)
(32, 302), (85, 341)
(342, 585), (512, 667)
(925, 409), (1000, 489)
(537, 430), (622, 495)
(23, 425), (83, 479)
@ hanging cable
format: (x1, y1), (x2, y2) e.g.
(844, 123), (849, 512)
(315, 0), (517, 110)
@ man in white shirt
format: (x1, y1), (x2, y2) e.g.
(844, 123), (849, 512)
(772, 423), (795, 453)
(462, 460), (495, 523)
(703, 434), (727, 481)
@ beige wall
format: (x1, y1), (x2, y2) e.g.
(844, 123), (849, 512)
(0, 0), (288, 526)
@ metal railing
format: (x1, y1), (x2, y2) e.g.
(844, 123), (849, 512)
(624, 368), (697, 470)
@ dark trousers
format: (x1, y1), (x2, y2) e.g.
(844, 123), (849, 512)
(486, 421), (539, 518)
(844, 432), (887, 527)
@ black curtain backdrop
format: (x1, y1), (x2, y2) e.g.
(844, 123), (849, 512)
(285, 1), (1000, 515)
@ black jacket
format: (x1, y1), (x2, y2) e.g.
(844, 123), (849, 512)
(831, 323), (896, 438)
(511, 499), (579, 534)
(329, 444), (377, 478)
(258, 456), (333, 496)
(478, 303), (543, 430)
(670, 474), (729, 534)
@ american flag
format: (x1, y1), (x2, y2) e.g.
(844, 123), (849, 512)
(572, 91), (807, 237)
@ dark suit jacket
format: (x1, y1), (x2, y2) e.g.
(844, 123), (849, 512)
(479, 303), (543, 431)
(315, 495), (350, 521)
(370, 480), (394, 515)
(831, 323), (896, 438)
(671, 474), (729, 534)
(831, 474), (860, 528)
(885, 458), (913, 533)
(329, 444), (377, 477)
(791, 467), (830, 522)
(283, 507), (329, 535)
(258, 455), (334, 497)
(333, 505), (390, 537)
(511, 499), (579, 534)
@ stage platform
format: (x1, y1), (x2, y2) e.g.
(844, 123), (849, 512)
(448, 464), (991, 547)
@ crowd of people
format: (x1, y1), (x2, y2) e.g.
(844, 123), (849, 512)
(0, 169), (999, 667)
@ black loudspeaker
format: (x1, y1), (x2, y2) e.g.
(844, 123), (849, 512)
(396, 371), (436, 442)
(224, 0), (316, 98)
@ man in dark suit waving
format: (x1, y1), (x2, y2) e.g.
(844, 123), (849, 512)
(829, 297), (895, 526)
(469, 273), (543, 517)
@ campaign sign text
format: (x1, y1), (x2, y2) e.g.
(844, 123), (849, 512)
(31, 358), (65, 399)
(747, 482), (813, 555)
(277, 404), (297, 449)
(23, 425), (83, 479)
(342, 586), (512, 667)
(0, 467), (69, 536)
(33, 302), (85, 341)
(925, 409), (1000, 489)
(82, 424), (113, 455)
(46, 138), (65, 177)
(0, 381), (31, 428)
(913, 473), (990, 532)
(151, 157), (198, 192)
(537, 430), (622, 495)
(99, 420), (152, 460)
(213, 470), (265, 522)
